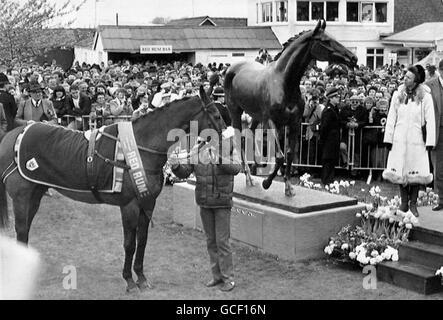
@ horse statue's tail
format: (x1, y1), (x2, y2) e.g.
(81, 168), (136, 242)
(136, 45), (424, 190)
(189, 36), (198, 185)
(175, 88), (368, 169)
(0, 179), (8, 229)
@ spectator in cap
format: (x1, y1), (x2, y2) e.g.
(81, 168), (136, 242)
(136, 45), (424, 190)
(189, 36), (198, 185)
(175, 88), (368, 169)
(425, 59), (443, 211)
(66, 83), (92, 131)
(212, 87), (231, 126)
(319, 87), (341, 185)
(110, 88), (133, 121)
(339, 94), (368, 171)
(303, 89), (325, 166)
(0, 72), (17, 132)
(15, 83), (57, 126)
(50, 85), (70, 125)
(383, 64), (435, 217)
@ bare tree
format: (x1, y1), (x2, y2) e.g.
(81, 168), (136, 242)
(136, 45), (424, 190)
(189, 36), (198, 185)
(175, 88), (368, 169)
(151, 17), (171, 25)
(0, 0), (86, 61)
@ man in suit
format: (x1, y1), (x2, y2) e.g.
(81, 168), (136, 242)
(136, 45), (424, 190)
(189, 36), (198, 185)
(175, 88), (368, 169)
(426, 60), (443, 211)
(320, 87), (341, 185)
(0, 72), (17, 132)
(15, 83), (57, 126)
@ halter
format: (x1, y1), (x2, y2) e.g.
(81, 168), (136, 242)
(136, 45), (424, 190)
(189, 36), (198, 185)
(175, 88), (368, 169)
(100, 99), (222, 157)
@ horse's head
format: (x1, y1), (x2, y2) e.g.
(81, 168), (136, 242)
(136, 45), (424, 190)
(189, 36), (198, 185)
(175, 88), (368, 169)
(309, 19), (358, 69)
(195, 86), (226, 137)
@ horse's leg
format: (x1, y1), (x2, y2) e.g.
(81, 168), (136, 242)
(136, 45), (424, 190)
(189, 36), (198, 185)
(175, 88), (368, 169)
(133, 209), (153, 291)
(284, 125), (299, 197)
(6, 174), (46, 244)
(262, 120), (285, 190)
(120, 201), (139, 293)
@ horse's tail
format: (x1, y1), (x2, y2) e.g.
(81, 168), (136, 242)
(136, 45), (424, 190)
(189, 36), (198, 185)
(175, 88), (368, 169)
(0, 178), (8, 229)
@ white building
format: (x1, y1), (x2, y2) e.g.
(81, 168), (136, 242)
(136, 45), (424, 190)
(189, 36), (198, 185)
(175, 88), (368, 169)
(248, 0), (394, 69)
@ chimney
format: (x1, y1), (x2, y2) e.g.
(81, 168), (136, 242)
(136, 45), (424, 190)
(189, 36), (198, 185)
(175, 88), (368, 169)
(116, 13), (119, 26)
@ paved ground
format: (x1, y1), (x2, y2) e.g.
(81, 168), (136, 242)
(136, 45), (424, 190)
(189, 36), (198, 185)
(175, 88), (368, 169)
(2, 184), (443, 300)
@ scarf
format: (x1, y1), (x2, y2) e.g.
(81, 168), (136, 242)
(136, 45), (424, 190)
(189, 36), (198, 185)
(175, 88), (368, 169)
(405, 85), (417, 104)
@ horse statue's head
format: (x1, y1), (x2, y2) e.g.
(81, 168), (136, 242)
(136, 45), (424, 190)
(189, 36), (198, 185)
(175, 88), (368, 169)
(308, 19), (358, 69)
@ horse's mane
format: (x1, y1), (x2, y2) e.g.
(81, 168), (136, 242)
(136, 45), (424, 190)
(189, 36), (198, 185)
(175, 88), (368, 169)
(132, 95), (195, 124)
(273, 30), (311, 61)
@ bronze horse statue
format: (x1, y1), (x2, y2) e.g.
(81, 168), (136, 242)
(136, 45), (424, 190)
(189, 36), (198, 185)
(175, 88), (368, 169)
(224, 20), (358, 196)
(0, 86), (225, 293)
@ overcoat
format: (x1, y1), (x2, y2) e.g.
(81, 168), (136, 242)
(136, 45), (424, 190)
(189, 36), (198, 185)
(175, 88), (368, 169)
(382, 84), (436, 185)
(320, 102), (341, 162)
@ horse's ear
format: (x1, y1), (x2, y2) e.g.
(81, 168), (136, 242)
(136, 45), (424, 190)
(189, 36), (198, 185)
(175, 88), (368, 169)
(199, 85), (210, 106)
(321, 19), (327, 30)
(313, 20), (322, 34)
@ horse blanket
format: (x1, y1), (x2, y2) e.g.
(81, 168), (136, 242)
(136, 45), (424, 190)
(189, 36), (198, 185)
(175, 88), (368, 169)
(15, 122), (120, 192)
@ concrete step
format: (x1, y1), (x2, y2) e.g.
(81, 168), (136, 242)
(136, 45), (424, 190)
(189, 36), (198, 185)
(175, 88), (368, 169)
(410, 227), (443, 247)
(399, 241), (443, 270)
(377, 260), (443, 295)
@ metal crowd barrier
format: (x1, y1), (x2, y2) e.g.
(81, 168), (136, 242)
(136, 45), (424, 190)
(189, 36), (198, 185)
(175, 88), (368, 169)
(57, 116), (389, 177)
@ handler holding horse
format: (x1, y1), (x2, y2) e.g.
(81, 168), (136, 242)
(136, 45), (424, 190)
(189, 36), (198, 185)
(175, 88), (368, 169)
(0, 86), (226, 293)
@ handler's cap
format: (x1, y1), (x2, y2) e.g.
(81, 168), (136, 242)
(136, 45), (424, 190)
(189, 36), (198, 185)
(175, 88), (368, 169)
(325, 87), (339, 98)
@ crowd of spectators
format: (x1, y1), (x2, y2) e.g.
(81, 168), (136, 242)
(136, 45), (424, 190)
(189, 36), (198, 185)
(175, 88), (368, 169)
(0, 55), (440, 180)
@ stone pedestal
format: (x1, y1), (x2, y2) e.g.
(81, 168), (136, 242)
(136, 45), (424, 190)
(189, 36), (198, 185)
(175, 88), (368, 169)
(173, 175), (365, 261)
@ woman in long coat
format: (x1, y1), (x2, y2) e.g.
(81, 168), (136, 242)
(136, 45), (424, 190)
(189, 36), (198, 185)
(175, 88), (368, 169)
(383, 65), (436, 216)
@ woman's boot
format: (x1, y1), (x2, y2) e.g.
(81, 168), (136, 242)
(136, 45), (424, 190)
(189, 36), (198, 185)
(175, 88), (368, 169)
(398, 185), (409, 212)
(409, 185), (420, 217)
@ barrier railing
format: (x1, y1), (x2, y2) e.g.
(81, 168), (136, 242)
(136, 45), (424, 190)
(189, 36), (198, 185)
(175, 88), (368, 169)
(57, 116), (389, 176)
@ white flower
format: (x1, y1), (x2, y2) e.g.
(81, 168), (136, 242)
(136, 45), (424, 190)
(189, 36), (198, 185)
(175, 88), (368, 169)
(341, 243), (349, 250)
(356, 213), (362, 218)
(389, 217), (395, 224)
(350, 181), (356, 186)
(375, 186), (381, 193)
(405, 223), (413, 230)
(370, 258), (377, 265)
(410, 216), (419, 226)
(329, 240), (335, 246)
(376, 255), (384, 263)
(371, 250), (379, 257)
(349, 252), (357, 260)
(392, 253), (399, 262)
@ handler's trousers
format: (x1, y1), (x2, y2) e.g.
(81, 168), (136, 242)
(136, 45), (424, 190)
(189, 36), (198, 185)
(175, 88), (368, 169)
(199, 207), (234, 283)
(431, 131), (443, 204)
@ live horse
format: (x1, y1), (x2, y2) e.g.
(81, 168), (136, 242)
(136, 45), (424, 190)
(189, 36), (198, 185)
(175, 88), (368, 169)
(224, 19), (358, 196)
(0, 86), (225, 293)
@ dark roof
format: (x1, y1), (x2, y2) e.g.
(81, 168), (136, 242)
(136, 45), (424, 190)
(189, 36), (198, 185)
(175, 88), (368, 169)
(36, 28), (96, 49)
(167, 16), (247, 27)
(395, 0), (443, 33)
(97, 26), (281, 52)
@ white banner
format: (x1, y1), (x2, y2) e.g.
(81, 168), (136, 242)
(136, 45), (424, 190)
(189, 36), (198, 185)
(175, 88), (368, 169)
(140, 45), (173, 54)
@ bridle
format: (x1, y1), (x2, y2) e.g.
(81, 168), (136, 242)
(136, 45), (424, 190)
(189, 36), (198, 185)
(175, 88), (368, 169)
(100, 98), (222, 157)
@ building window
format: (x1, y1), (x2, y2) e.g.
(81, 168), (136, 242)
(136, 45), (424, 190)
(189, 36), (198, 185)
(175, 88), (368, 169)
(232, 53), (245, 57)
(276, 1), (288, 22)
(326, 2), (339, 21)
(297, 1), (309, 21)
(375, 3), (387, 22)
(262, 2), (273, 22)
(367, 48), (384, 70)
(346, 2), (388, 23)
(311, 2), (324, 20)
(347, 2), (359, 21)
(296, 1), (339, 21)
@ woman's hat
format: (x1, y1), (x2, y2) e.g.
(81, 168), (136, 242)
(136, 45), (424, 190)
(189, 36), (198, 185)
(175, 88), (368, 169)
(408, 64), (426, 84)
(325, 87), (339, 98)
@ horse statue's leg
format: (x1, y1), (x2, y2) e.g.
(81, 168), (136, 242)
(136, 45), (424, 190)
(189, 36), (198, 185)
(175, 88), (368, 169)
(133, 208), (153, 291)
(283, 124), (299, 197)
(120, 201), (140, 293)
(262, 120), (285, 191)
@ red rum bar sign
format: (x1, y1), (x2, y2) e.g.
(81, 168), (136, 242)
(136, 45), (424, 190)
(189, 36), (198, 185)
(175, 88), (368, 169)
(140, 45), (173, 54)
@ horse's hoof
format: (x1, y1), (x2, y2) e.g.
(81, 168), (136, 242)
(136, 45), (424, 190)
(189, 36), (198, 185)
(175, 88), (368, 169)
(285, 183), (296, 197)
(262, 179), (272, 190)
(137, 279), (153, 291)
(126, 280), (139, 294)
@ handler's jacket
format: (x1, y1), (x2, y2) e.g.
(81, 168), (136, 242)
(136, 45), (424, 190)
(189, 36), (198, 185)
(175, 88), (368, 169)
(172, 149), (242, 208)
